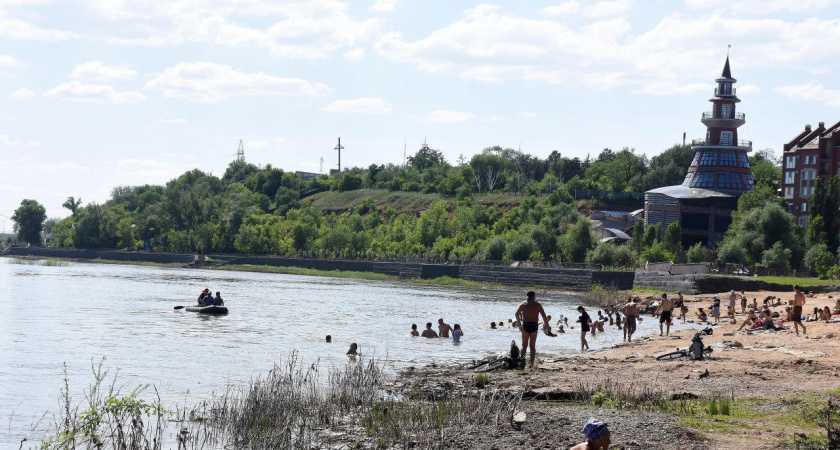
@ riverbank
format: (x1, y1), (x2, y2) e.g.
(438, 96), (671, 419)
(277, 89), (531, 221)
(399, 288), (840, 449)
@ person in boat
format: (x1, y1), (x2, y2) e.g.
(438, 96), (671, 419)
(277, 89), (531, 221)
(197, 289), (209, 306)
(213, 291), (224, 306)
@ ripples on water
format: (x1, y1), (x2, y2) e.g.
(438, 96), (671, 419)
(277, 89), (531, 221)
(0, 258), (672, 446)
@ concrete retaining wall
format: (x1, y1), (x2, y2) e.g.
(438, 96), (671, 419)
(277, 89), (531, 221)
(2, 247), (195, 264)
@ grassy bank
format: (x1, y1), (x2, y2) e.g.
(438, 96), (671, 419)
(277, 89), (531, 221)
(305, 189), (524, 215)
(756, 275), (835, 287)
(574, 377), (840, 448)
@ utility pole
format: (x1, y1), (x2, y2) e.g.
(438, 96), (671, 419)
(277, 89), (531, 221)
(236, 140), (245, 163)
(319, 157), (324, 174)
(334, 137), (344, 174)
(403, 142), (406, 167)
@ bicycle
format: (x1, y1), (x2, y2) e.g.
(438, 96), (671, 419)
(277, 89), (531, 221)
(473, 352), (511, 372)
(656, 332), (713, 361)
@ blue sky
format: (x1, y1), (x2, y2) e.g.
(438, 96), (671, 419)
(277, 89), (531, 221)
(1, 0), (840, 223)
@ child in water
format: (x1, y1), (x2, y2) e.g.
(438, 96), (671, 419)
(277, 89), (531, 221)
(452, 324), (463, 342)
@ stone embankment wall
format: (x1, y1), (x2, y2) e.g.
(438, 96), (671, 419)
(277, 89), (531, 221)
(1, 247), (636, 291)
(634, 263), (840, 294)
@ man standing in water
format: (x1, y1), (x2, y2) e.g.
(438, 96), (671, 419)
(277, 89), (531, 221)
(438, 318), (452, 338)
(793, 285), (807, 336)
(655, 293), (674, 336)
(622, 298), (639, 342)
(515, 291), (549, 370)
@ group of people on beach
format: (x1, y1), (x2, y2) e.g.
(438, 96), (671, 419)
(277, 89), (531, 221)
(410, 318), (464, 342)
(196, 288), (224, 307)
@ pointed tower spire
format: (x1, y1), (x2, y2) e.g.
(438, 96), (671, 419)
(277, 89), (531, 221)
(721, 55), (732, 79)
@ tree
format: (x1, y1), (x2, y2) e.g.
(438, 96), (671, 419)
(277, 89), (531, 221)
(407, 146), (446, 171)
(12, 199), (47, 245)
(643, 224), (659, 248)
(631, 219), (645, 253)
(664, 221), (682, 256)
(482, 236), (506, 261)
(804, 243), (838, 279)
(719, 202), (802, 267)
(62, 196), (82, 216)
(686, 242), (710, 263)
(506, 234), (538, 261)
(761, 241), (792, 270)
(558, 220), (593, 263)
(641, 241), (670, 263)
(810, 176), (840, 256)
(748, 148), (781, 185)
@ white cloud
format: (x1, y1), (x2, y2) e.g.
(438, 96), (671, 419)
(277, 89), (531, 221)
(89, 0), (380, 59)
(483, 115), (504, 122)
(322, 97), (391, 114)
(0, 134), (13, 145)
(738, 84), (761, 95)
(519, 112), (538, 118)
(376, 5), (840, 95)
(0, 10), (78, 40)
(684, 0), (839, 13)
(43, 81), (147, 104)
(248, 140), (268, 148)
(0, 54), (24, 68)
(144, 62), (330, 103)
(113, 158), (194, 183)
(10, 87), (35, 99)
(157, 118), (187, 124)
(0, 135), (41, 146)
(71, 61), (137, 80)
(369, 0), (398, 12)
(421, 109), (474, 123)
(541, 0), (631, 17)
(775, 82), (840, 106)
(344, 47), (365, 61)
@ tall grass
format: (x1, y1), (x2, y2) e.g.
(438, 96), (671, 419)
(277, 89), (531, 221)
(32, 354), (520, 450)
(7, 257), (69, 267)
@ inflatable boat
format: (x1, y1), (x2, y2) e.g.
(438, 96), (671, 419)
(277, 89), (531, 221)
(185, 305), (229, 314)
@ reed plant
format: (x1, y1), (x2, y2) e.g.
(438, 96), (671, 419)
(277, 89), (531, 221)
(33, 354), (520, 450)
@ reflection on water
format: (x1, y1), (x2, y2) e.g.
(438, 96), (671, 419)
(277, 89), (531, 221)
(0, 258), (673, 446)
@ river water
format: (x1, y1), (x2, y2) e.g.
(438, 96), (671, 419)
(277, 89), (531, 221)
(0, 258), (668, 446)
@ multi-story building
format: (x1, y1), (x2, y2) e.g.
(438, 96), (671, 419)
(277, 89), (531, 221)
(782, 121), (840, 226)
(644, 56), (754, 247)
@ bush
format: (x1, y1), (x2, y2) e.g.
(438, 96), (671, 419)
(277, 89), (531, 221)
(585, 243), (634, 267)
(506, 234), (538, 261)
(761, 241), (792, 270)
(686, 242), (710, 263)
(641, 241), (670, 263)
(805, 243), (839, 279)
(482, 236), (506, 261)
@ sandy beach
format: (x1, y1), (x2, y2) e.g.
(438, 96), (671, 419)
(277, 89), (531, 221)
(397, 288), (840, 449)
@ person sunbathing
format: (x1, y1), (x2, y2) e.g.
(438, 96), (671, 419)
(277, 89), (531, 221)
(820, 306), (832, 322)
(738, 310), (758, 331)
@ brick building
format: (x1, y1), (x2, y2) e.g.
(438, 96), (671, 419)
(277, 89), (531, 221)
(781, 121), (840, 226)
(644, 56), (754, 247)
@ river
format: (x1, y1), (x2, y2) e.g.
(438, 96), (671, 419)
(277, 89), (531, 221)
(0, 258), (667, 447)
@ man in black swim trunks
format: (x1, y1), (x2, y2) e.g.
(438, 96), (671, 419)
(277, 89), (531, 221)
(515, 291), (549, 370)
(656, 293), (674, 336)
(793, 285), (807, 336)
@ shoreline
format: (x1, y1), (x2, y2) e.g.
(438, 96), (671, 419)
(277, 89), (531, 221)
(0, 254), (589, 295)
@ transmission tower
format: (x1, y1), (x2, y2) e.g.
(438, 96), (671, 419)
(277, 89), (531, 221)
(334, 137), (344, 173)
(236, 140), (245, 163)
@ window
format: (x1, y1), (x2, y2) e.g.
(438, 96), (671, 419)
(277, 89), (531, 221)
(744, 174), (755, 190)
(785, 171), (797, 184)
(720, 131), (733, 146)
(801, 186), (814, 197)
(691, 152), (701, 167)
(799, 216), (808, 227)
(721, 104), (732, 119)
(802, 169), (817, 180)
(739, 153), (750, 168)
(784, 187), (794, 199)
(690, 172), (715, 188)
(801, 202), (808, 212)
(719, 151), (737, 166)
(785, 155), (796, 168)
(682, 173), (692, 186)
(699, 152), (717, 166)
(717, 172), (742, 189)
